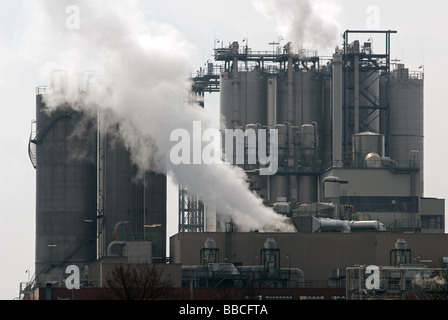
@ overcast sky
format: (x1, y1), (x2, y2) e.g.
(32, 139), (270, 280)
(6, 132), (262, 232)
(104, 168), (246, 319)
(0, 0), (447, 300)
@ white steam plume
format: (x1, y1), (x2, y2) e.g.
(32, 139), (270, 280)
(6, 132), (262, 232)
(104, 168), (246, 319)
(31, 0), (294, 232)
(252, 0), (342, 50)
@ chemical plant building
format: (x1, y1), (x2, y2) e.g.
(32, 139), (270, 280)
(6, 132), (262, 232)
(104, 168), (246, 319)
(23, 30), (446, 300)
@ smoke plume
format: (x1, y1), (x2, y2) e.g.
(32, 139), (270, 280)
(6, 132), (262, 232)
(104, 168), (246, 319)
(31, 0), (294, 232)
(252, 0), (342, 50)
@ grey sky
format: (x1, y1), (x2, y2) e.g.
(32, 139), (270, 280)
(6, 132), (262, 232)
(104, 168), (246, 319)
(0, 0), (446, 300)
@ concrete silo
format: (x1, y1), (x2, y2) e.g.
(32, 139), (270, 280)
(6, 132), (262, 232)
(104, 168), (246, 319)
(31, 84), (168, 286)
(33, 92), (98, 286)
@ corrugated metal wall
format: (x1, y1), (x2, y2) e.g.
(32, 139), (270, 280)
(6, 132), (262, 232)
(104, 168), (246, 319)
(171, 232), (448, 286)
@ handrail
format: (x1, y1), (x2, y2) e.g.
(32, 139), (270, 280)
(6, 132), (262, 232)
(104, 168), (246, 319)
(28, 120), (37, 168)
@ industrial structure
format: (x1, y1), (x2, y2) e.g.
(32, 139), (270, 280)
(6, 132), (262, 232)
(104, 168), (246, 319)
(24, 30), (447, 300)
(188, 30), (441, 234)
(28, 79), (167, 291)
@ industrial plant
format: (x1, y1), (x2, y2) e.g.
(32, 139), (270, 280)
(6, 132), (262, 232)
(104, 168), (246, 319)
(23, 30), (447, 300)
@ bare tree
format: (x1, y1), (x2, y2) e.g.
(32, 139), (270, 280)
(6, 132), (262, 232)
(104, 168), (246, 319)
(103, 263), (174, 300)
(423, 267), (448, 300)
(416, 262), (448, 300)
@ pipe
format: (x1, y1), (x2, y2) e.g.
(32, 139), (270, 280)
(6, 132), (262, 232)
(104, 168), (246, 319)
(287, 56), (294, 122)
(332, 54), (343, 167)
(312, 217), (386, 233)
(315, 217), (351, 233)
(349, 220), (386, 231)
(281, 268), (305, 288)
(237, 266), (306, 288)
(237, 266), (264, 273)
(354, 54), (360, 134)
(107, 241), (126, 256)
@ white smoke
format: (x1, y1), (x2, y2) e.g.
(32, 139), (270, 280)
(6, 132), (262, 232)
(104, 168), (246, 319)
(31, 0), (294, 232)
(252, 0), (342, 50)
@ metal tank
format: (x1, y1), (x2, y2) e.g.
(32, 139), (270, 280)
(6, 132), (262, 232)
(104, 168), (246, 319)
(275, 123), (288, 168)
(293, 71), (323, 127)
(276, 70), (323, 126)
(322, 77), (333, 169)
(34, 94), (97, 286)
(101, 125), (167, 260)
(276, 70), (324, 166)
(389, 70), (424, 195)
(352, 131), (385, 167)
(269, 175), (290, 203)
(220, 70), (266, 129)
(301, 123), (316, 167)
(364, 152), (382, 168)
(297, 175), (317, 203)
(276, 71), (290, 124)
(242, 70), (267, 125)
(219, 71), (235, 129)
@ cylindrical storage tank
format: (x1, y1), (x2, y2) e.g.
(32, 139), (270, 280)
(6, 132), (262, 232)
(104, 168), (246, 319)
(276, 71), (290, 124)
(301, 124), (315, 148)
(269, 175), (290, 202)
(220, 71), (236, 129)
(103, 127), (167, 259)
(276, 70), (323, 126)
(301, 124), (315, 167)
(365, 152), (382, 168)
(220, 70), (266, 129)
(205, 237), (216, 249)
(275, 123), (288, 167)
(293, 71), (323, 126)
(297, 175), (317, 203)
(245, 123), (259, 168)
(290, 125), (301, 172)
(276, 70), (324, 164)
(35, 94), (97, 285)
(389, 77), (424, 195)
(352, 132), (385, 167)
(243, 70), (267, 125)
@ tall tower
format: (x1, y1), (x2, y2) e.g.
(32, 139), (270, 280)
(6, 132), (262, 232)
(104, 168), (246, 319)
(31, 91), (98, 286)
(30, 79), (167, 287)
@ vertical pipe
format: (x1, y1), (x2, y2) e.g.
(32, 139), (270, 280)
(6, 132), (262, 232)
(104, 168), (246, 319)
(233, 56), (239, 128)
(287, 56), (294, 123)
(354, 55), (360, 134)
(96, 106), (105, 258)
(267, 76), (277, 127)
(385, 32), (391, 157)
(332, 54), (343, 167)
